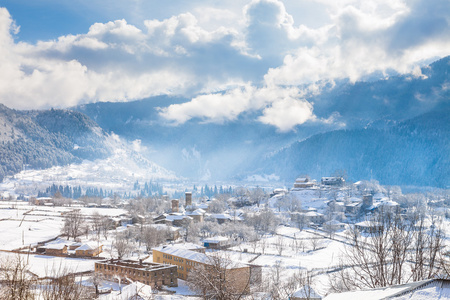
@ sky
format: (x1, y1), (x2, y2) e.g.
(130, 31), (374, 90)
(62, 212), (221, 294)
(0, 0), (449, 131)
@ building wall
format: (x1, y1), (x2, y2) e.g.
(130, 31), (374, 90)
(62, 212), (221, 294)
(45, 247), (67, 256)
(153, 249), (251, 294)
(95, 260), (178, 287)
(75, 245), (102, 257)
(153, 249), (199, 280)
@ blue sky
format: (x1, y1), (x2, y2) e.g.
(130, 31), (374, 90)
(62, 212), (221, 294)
(0, 0), (449, 131)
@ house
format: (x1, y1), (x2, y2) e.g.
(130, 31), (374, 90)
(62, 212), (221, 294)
(291, 285), (322, 300)
(378, 200), (400, 213)
(152, 245), (255, 293)
(321, 177), (345, 186)
(153, 213), (169, 225)
(305, 211), (325, 225)
(345, 202), (361, 215)
(44, 243), (68, 256)
(324, 278), (450, 300)
(270, 188), (288, 198)
(146, 224), (181, 241)
(209, 213), (234, 224)
(355, 220), (383, 234)
(186, 210), (204, 222)
(293, 177), (315, 189)
(95, 259), (177, 288)
(68, 242), (82, 250)
(203, 236), (231, 249)
(165, 214), (192, 227)
(323, 219), (346, 232)
(33, 197), (53, 206)
(75, 242), (103, 257)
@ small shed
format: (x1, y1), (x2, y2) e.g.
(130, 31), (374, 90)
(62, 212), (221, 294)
(203, 236), (230, 249)
(45, 243), (68, 256)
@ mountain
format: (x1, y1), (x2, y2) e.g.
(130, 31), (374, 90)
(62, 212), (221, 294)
(72, 56), (450, 186)
(310, 56), (450, 128)
(255, 107), (450, 188)
(0, 105), (112, 182)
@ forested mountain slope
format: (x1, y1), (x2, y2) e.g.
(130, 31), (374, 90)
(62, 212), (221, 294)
(0, 105), (112, 181)
(256, 108), (450, 187)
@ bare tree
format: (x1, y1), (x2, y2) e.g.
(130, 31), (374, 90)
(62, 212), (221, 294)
(141, 226), (170, 251)
(249, 187), (267, 207)
(113, 232), (134, 259)
(39, 267), (90, 300)
(309, 238), (321, 251)
(91, 212), (102, 241)
(264, 261), (315, 300)
(100, 216), (114, 240)
(0, 255), (36, 300)
(275, 236), (285, 256)
(234, 187), (250, 207)
(62, 210), (83, 240)
(330, 209), (444, 292)
(187, 253), (251, 300)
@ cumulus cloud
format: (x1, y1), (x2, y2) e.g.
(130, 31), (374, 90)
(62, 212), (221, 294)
(0, 8), (258, 109)
(265, 0), (450, 87)
(258, 97), (314, 132)
(160, 84), (317, 129)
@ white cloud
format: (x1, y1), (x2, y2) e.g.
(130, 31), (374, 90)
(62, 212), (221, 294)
(0, 0), (449, 130)
(160, 84), (317, 130)
(258, 97), (314, 132)
(159, 85), (257, 124)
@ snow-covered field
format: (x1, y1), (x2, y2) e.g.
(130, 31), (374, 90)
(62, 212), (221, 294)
(0, 251), (95, 278)
(0, 148), (178, 198)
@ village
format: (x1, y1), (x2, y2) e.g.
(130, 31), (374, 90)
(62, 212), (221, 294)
(0, 174), (449, 299)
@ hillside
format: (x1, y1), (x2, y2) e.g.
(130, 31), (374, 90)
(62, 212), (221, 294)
(256, 108), (450, 187)
(0, 105), (112, 182)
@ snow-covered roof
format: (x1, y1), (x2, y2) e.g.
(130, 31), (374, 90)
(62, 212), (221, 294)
(203, 236), (229, 243)
(152, 246), (210, 264)
(292, 285), (322, 299)
(194, 208), (206, 214)
(186, 210), (203, 216)
(322, 177), (342, 181)
(379, 200), (399, 207)
(210, 213), (232, 220)
(197, 203), (209, 209)
(170, 243), (205, 251)
(152, 245), (246, 269)
(355, 221), (382, 227)
(305, 211), (324, 217)
(295, 178), (309, 183)
(324, 279), (450, 300)
(75, 242), (101, 251)
(166, 215), (193, 221)
(45, 243), (67, 250)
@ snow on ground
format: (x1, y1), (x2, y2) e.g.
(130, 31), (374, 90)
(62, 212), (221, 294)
(0, 252), (96, 278)
(0, 148), (178, 197)
(166, 279), (197, 296)
(0, 202), (128, 251)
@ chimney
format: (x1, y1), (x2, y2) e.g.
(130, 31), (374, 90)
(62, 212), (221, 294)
(185, 192), (192, 207)
(171, 199), (179, 213)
